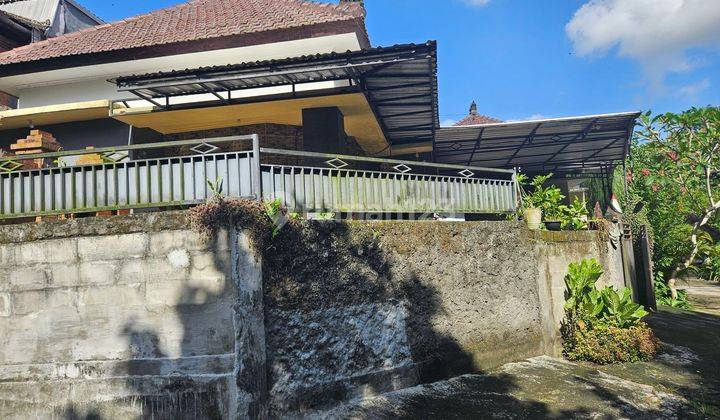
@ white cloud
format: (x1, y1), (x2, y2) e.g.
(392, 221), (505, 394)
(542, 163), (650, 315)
(566, 0), (720, 92)
(441, 118), (458, 127)
(508, 114), (547, 122)
(678, 78), (711, 98)
(461, 0), (490, 7)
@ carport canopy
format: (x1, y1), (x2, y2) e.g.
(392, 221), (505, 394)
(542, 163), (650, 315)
(434, 112), (641, 175)
(111, 42), (439, 154)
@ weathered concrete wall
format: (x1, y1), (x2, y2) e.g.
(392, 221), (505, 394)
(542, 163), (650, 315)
(531, 230), (625, 356)
(261, 221), (617, 416)
(0, 213), (618, 418)
(0, 213), (265, 419)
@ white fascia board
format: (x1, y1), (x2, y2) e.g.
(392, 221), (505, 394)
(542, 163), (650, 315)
(3, 32), (362, 101)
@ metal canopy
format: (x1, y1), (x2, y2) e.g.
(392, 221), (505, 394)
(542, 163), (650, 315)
(112, 42), (439, 149)
(434, 112), (641, 175)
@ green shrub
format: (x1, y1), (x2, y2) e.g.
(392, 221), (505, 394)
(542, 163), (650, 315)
(562, 258), (659, 364)
(564, 322), (661, 364)
(654, 274), (691, 308)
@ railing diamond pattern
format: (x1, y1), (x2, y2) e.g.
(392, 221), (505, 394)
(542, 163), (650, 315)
(190, 142), (220, 155)
(325, 158), (349, 169)
(393, 164), (412, 173)
(0, 135), (517, 219)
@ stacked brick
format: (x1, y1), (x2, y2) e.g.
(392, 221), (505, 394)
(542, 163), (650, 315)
(9, 130), (61, 170)
(76, 147), (104, 165)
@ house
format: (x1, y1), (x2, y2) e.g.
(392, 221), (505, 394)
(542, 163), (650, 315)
(0, 0), (102, 53)
(454, 101), (502, 126)
(0, 0), (375, 152)
(0, 0), (637, 220)
(0, 0), (102, 109)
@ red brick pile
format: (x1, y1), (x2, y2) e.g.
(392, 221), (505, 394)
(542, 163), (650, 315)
(8, 129), (61, 169)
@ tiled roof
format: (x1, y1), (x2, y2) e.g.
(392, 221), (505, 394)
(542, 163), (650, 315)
(0, 0), (366, 66)
(454, 113), (503, 126)
(453, 101), (502, 126)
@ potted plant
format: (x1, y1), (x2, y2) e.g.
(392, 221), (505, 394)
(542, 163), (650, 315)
(541, 186), (566, 231)
(517, 173), (541, 230)
(523, 206), (543, 230)
(518, 173), (563, 230)
(561, 198), (590, 231)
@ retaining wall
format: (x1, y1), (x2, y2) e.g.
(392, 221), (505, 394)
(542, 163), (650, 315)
(0, 213), (622, 418)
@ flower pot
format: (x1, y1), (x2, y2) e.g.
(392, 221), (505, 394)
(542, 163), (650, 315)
(523, 207), (542, 230)
(545, 220), (562, 231)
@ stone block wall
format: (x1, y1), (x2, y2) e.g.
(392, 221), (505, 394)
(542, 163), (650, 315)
(0, 213), (622, 418)
(0, 214), (264, 419)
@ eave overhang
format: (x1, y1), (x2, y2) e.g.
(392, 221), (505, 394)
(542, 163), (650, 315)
(111, 42), (439, 155)
(434, 112), (641, 175)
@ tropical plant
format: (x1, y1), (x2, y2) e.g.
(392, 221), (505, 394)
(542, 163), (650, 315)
(564, 258), (604, 319)
(562, 258), (657, 363)
(265, 198), (289, 238)
(564, 259), (648, 327)
(520, 173), (565, 214)
(206, 177), (224, 198)
(696, 233), (720, 282)
(654, 275), (691, 308)
(561, 198), (590, 231)
(598, 287), (649, 328)
(634, 107), (720, 295)
(516, 173), (588, 230)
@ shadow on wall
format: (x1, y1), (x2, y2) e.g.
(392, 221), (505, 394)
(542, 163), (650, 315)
(51, 218), (654, 419)
(261, 222), (510, 415)
(57, 229), (239, 420)
(262, 221), (647, 418)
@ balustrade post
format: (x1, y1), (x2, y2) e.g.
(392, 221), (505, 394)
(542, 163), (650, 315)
(251, 134), (262, 201)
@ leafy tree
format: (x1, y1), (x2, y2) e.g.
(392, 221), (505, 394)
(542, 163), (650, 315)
(634, 107), (720, 298)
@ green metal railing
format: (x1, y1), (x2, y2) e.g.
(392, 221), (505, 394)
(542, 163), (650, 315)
(0, 135), (517, 219)
(259, 148), (516, 214)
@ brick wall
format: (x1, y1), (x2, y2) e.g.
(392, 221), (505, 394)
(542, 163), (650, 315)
(162, 123), (369, 165)
(0, 90), (18, 111)
(161, 123), (303, 165)
(165, 123), (303, 150)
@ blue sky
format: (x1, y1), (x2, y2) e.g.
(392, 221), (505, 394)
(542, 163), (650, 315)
(84, 0), (720, 124)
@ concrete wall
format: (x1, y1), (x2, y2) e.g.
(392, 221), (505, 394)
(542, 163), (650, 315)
(262, 221), (544, 416)
(0, 213), (622, 418)
(261, 222), (623, 416)
(0, 214), (265, 419)
(531, 230), (625, 356)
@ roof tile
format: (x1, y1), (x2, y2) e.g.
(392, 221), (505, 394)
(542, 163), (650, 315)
(454, 114), (503, 126)
(0, 0), (366, 65)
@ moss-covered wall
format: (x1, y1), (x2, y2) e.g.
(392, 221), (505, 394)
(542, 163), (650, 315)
(0, 212), (616, 418)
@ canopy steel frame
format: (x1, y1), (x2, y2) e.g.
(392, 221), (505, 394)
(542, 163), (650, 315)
(111, 42), (440, 152)
(433, 112), (641, 175)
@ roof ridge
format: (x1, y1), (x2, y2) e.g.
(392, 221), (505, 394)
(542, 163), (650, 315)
(270, 0), (365, 18)
(0, 0), (209, 60)
(0, 0), (368, 66)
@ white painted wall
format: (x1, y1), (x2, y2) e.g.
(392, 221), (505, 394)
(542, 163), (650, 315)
(2, 32), (362, 108)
